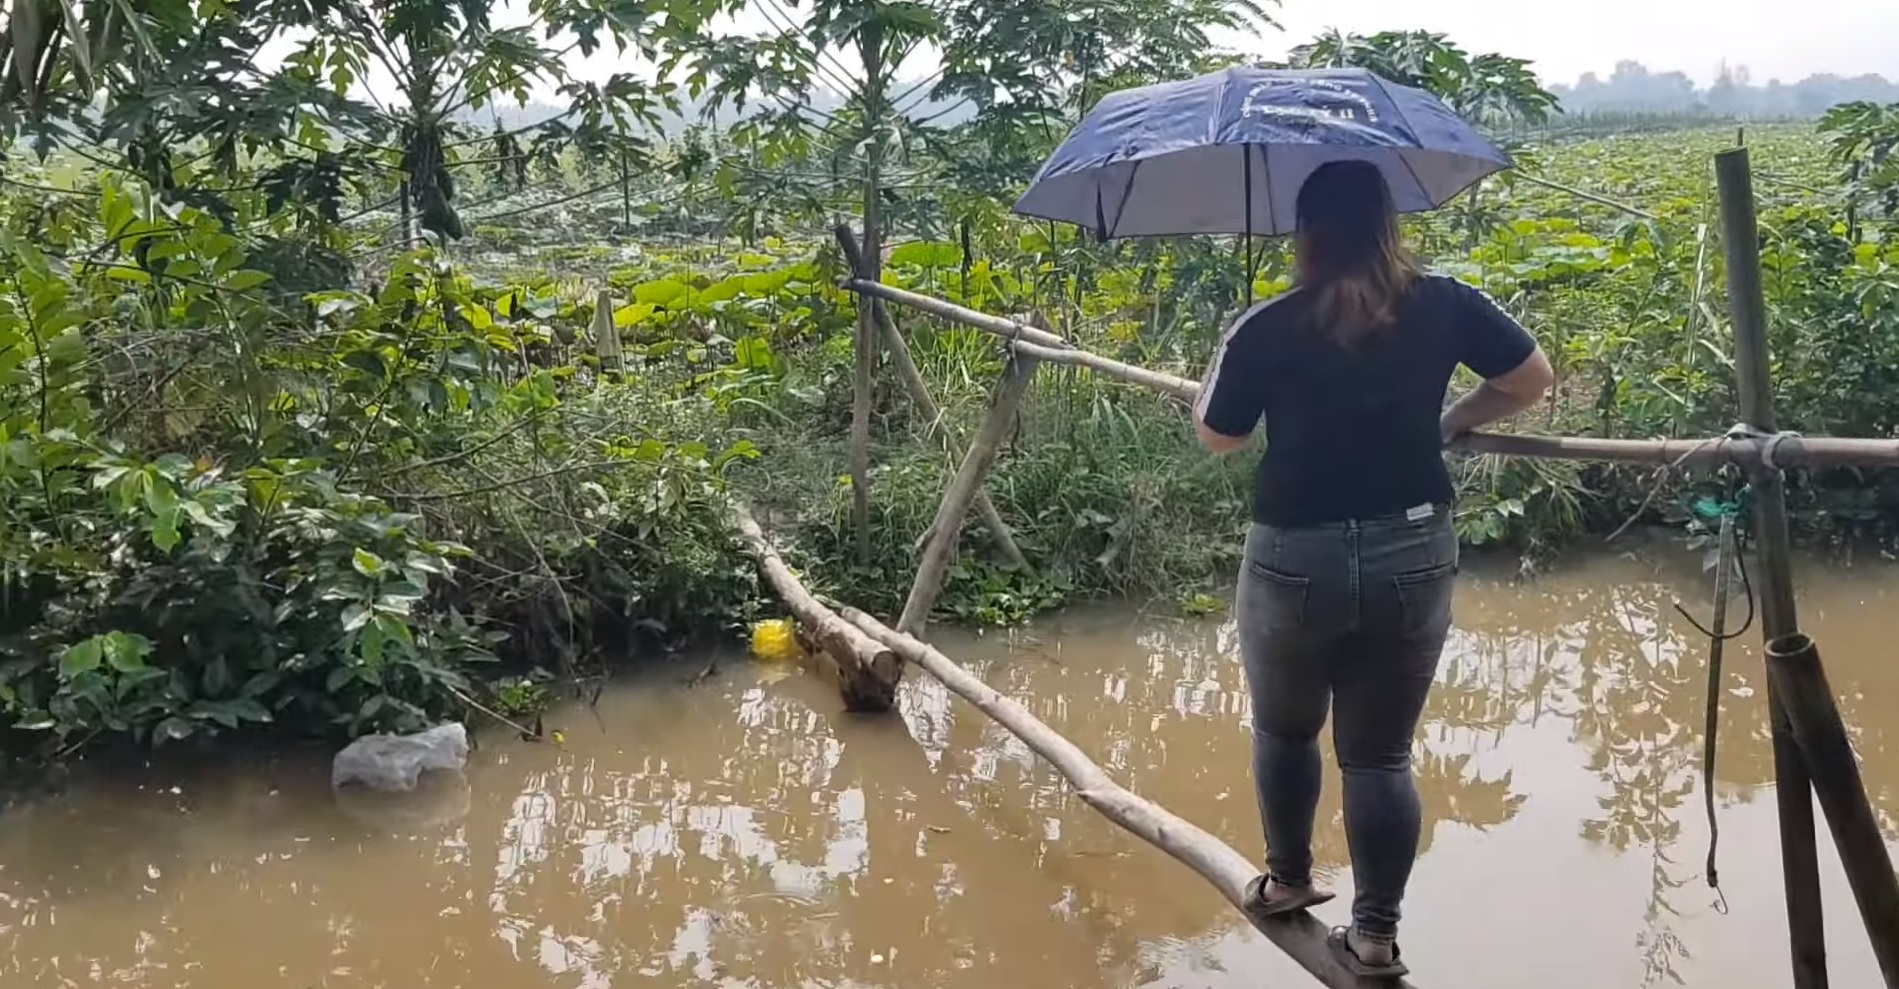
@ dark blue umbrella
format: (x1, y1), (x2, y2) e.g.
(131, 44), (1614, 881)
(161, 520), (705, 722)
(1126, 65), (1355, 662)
(1013, 66), (1513, 239)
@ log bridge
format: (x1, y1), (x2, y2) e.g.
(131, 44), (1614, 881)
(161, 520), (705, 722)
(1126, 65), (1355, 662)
(725, 147), (1899, 988)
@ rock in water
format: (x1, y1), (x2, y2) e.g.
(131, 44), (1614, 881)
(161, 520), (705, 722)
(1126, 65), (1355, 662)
(331, 723), (469, 792)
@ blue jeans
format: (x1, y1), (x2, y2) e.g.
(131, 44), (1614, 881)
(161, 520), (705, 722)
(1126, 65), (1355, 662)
(1235, 505), (1457, 938)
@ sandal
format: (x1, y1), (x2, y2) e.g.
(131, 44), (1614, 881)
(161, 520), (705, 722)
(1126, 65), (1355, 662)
(1242, 873), (1336, 919)
(1327, 925), (1409, 979)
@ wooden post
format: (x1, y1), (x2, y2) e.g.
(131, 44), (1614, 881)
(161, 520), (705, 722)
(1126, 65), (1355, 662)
(834, 226), (1030, 571)
(1765, 634), (1899, 985)
(897, 351), (1040, 635)
(848, 21), (888, 568)
(1716, 146), (1829, 989)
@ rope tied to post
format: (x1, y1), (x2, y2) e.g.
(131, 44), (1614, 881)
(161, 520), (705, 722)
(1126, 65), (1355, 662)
(1677, 483), (1756, 916)
(1722, 422), (1805, 472)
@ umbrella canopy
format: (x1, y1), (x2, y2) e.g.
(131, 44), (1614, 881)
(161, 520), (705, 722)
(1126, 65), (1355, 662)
(1013, 66), (1512, 239)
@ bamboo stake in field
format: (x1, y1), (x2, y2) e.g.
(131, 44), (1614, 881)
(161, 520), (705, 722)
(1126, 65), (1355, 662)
(839, 606), (1423, 989)
(834, 225), (1029, 571)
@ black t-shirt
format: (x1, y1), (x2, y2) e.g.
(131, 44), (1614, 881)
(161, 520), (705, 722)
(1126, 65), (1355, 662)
(1196, 274), (1537, 528)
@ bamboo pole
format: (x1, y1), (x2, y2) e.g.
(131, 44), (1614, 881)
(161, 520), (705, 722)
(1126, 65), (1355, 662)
(898, 352), (1041, 635)
(847, 278), (1072, 348)
(848, 63), (885, 566)
(732, 504), (902, 712)
(1010, 339), (1201, 401)
(842, 277), (1899, 471)
(1765, 634), (1899, 985)
(834, 226), (1029, 571)
(1512, 172), (1659, 220)
(1452, 431), (1899, 469)
(1716, 146), (1831, 989)
(839, 606), (1423, 989)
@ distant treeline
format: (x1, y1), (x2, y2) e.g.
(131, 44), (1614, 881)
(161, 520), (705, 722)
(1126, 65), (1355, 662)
(1552, 61), (1898, 119)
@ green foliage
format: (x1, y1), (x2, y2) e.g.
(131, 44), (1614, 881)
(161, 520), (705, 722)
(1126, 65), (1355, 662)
(1818, 100), (1899, 223)
(0, 154), (765, 772)
(1284, 30), (1560, 130)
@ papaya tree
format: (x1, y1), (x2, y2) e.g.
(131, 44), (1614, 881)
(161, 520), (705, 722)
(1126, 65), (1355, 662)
(1818, 100), (1899, 229)
(0, 0), (672, 246)
(1282, 29), (1560, 132)
(648, 0), (1273, 557)
(264, 0), (673, 246)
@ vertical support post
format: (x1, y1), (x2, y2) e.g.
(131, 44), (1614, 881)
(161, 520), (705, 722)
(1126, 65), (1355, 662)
(849, 180), (879, 565)
(898, 351), (1041, 636)
(1715, 146), (1829, 989)
(619, 146), (632, 229)
(849, 20), (887, 567)
(835, 226), (1030, 572)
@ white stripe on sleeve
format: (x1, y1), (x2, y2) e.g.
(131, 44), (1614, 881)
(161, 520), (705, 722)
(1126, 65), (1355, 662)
(1194, 290), (1298, 421)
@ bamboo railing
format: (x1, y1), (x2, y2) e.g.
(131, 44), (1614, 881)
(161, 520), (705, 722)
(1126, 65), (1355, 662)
(733, 146), (1898, 989)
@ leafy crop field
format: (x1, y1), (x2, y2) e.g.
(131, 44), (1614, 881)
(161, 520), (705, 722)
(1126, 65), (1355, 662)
(2, 9), (1897, 772)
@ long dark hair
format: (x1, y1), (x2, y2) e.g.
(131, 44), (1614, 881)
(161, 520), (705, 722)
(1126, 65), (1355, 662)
(1293, 160), (1421, 345)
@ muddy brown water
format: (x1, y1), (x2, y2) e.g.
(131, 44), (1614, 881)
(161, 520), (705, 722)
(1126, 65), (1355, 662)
(3, 548), (1897, 989)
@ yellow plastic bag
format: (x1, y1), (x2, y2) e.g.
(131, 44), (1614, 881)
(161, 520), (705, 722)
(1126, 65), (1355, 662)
(749, 618), (802, 664)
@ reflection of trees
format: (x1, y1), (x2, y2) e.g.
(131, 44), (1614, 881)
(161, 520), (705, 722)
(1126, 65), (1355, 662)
(1449, 550), (1898, 986)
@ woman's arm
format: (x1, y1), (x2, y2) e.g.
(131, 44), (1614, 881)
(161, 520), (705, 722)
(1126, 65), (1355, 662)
(1440, 346), (1554, 442)
(1196, 416), (1251, 454)
(1193, 309), (1271, 454)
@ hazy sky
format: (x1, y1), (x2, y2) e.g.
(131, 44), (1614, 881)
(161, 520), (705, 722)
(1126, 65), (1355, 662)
(544, 0), (1899, 92)
(311, 0), (1899, 106)
(1249, 0), (1899, 87)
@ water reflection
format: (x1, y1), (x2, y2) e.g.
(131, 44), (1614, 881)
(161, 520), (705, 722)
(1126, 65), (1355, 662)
(0, 549), (1893, 988)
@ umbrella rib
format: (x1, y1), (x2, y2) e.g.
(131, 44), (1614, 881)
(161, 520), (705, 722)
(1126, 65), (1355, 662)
(1258, 143), (1275, 239)
(1109, 161), (1142, 240)
(1363, 72), (1426, 152)
(1352, 71), (1435, 205)
(1394, 149), (1433, 209)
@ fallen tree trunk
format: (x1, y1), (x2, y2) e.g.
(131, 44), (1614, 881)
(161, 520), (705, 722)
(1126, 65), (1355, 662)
(732, 504), (902, 712)
(839, 605), (1424, 989)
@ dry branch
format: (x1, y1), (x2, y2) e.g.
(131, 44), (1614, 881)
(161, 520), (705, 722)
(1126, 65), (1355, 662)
(732, 504), (901, 711)
(840, 606), (1423, 989)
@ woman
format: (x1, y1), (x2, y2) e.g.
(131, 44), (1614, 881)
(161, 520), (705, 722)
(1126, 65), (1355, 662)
(1194, 159), (1553, 978)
